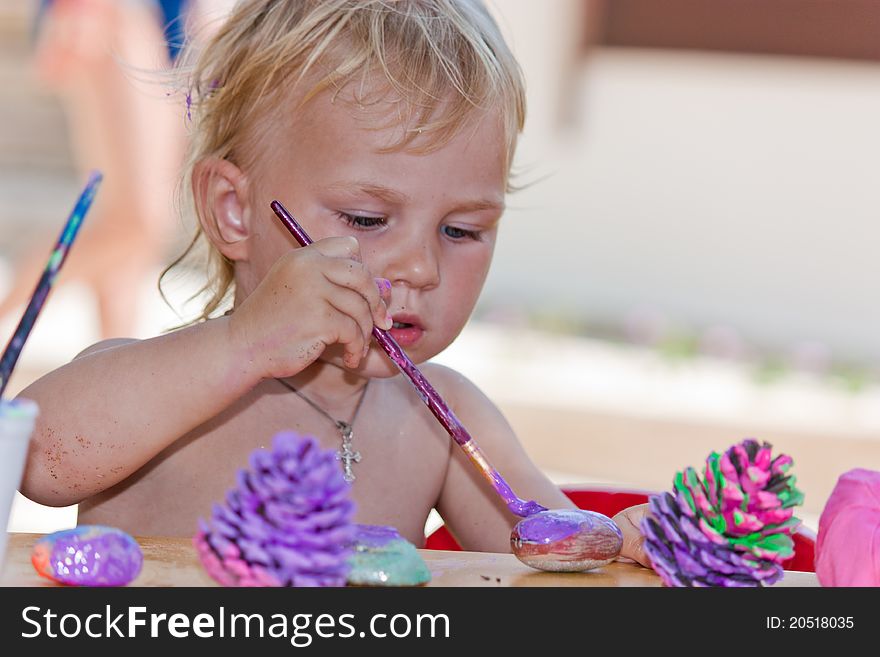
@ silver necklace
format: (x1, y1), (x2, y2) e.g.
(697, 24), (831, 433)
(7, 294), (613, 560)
(276, 378), (369, 483)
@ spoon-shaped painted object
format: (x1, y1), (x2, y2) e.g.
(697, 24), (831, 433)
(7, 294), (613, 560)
(270, 200), (622, 571)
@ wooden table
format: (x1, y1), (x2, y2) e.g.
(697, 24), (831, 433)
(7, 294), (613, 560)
(1, 533), (819, 587)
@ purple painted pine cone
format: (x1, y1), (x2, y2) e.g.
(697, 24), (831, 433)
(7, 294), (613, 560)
(195, 431), (356, 587)
(642, 439), (804, 587)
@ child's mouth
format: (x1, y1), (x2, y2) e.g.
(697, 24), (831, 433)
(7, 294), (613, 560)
(388, 318), (424, 347)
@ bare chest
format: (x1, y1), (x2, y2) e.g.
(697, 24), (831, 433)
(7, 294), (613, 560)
(78, 381), (451, 544)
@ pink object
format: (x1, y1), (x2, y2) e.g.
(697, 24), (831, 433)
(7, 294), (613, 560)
(815, 468), (880, 586)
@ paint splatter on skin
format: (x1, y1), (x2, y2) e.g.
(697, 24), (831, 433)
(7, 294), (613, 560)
(44, 432), (66, 481)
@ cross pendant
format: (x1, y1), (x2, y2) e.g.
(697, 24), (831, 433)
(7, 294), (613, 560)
(335, 421), (361, 483)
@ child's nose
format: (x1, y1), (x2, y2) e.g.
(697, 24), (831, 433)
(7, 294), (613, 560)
(383, 239), (440, 290)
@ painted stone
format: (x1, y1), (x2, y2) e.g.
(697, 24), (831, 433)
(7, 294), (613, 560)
(511, 509), (622, 572)
(32, 525), (143, 586)
(346, 525), (431, 586)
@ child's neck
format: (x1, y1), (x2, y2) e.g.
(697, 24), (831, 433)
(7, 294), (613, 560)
(278, 360), (370, 409)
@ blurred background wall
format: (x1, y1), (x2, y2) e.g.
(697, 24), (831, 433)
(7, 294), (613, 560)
(2, 0), (880, 535)
(485, 0), (880, 367)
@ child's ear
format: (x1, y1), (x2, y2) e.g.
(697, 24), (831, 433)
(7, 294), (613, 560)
(192, 157), (253, 261)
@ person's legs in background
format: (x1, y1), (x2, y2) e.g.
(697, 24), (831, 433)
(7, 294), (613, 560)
(0, 0), (186, 338)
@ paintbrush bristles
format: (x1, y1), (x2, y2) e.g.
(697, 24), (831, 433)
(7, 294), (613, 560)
(0, 172), (102, 397)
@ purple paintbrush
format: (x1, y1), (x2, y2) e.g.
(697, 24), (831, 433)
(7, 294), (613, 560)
(270, 200), (623, 573)
(0, 172), (102, 397)
(270, 200), (546, 518)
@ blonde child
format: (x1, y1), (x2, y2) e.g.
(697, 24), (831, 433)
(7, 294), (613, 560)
(18, 0), (650, 565)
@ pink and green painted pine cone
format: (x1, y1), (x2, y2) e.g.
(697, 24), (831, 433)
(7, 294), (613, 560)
(194, 431), (356, 587)
(642, 439), (804, 587)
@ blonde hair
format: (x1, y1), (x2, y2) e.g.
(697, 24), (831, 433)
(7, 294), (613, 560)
(165, 0), (526, 323)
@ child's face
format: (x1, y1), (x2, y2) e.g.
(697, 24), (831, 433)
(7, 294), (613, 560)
(240, 86), (508, 375)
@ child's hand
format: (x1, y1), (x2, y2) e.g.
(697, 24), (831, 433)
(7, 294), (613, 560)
(229, 236), (392, 379)
(612, 503), (653, 569)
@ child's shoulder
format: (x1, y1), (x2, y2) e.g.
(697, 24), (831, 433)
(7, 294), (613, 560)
(420, 361), (475, 388)
(418, 361), (494, 407)
(74, 337), (140, 360)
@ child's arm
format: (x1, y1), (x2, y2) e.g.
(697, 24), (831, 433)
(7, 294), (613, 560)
(18, 318), (259, 506)
(19, 237), (388, 507)
(430, 364), (650, 567)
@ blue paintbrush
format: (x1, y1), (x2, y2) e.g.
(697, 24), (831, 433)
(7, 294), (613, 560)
(0, 171), (102, 397)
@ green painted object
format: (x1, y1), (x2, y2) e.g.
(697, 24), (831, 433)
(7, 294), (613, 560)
(347, 525), (431, 586)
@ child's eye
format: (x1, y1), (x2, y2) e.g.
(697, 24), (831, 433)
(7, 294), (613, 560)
(338, 212), (386, 229)
(442, 225), (481, 241)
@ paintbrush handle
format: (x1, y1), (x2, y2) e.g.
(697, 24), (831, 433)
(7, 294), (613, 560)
(270, 200), (546, 517)
(0, 172), (102, 398)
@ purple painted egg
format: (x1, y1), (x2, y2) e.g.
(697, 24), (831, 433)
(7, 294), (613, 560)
(32, 525), (143, 586)
(511, 509), (623, 572)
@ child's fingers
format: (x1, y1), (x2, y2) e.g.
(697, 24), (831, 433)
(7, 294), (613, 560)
(375, 277), (392, 304)
(310, 235), (362, 262)
(620, 530), (651, 569)
(322, 287), (377, 364)
(319, 308), (364, 369)
(333, 313), (368, 369)
(321, 259), (392, 330)
(296, 239), (389, 329)
(612, 505), (654, 569)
